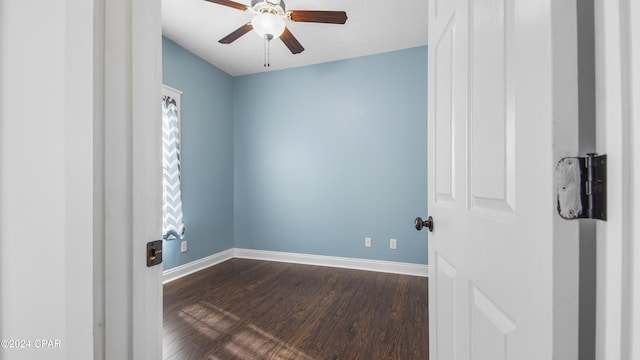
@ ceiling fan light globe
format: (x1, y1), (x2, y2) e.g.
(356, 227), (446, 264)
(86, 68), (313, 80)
(252, 13), (285, 39)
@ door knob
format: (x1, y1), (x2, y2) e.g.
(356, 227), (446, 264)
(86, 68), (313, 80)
(414, 216), (434, 232)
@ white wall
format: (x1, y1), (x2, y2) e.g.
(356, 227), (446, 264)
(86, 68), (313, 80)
(0, 1), (94, 359)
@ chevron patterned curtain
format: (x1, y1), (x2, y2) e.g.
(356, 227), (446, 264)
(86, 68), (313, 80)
(162, 95), (185, 240)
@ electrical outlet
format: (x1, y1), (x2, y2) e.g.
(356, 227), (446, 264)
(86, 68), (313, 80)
(390, 238), (397, 250)
(365, 237), (372, 248)
(181, 240), (187, 253)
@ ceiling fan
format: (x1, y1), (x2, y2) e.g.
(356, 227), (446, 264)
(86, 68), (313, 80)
(204, 0), (347, 65)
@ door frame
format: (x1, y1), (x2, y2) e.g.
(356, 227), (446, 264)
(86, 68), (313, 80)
(93, 0), (163, 358)
(594, 0), (639, 359)
(92, 0), (640, 358)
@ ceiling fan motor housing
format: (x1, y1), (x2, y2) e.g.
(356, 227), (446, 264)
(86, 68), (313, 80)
(251, 0), (285, 14)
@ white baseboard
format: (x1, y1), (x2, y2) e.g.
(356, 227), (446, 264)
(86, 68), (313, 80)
(162, 249), (234, 284)
(163, 248), (429, 283)
(233, 248), (429, 277)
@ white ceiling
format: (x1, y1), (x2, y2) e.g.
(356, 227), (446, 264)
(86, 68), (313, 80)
(161, 0), (429, 77)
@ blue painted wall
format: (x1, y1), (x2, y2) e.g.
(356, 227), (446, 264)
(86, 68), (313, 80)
(162, 37), (235, 269)
(233, 47), (428, 264)
(162, 38), (427, 268)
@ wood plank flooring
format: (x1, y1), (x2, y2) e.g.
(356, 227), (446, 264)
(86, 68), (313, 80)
(163, 259), (428, 360)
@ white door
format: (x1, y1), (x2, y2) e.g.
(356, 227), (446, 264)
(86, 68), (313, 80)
(427, 0), (580, 359)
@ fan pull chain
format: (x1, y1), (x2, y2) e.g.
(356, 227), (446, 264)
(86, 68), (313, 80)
(263, 34), (275, 68)
(263, 37), (271, 68)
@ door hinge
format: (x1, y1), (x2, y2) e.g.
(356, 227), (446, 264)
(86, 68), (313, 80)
(556, 153), (606, 221)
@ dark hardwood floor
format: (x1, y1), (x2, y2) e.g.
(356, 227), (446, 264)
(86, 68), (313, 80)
(163, 259), (428, 360)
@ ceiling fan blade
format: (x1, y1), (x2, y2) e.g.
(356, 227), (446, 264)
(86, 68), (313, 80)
(287, 10), (348, 24)
(204, 0), (249, 11)
(219, 23), (253, 44)
(280, 27), (305, 54)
